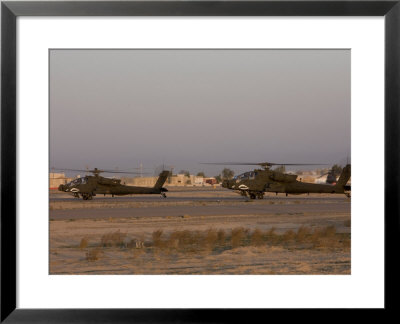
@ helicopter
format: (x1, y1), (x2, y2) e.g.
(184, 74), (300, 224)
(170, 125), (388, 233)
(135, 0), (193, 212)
(203, 162), (351, 199)
(56, 168), (169, 200)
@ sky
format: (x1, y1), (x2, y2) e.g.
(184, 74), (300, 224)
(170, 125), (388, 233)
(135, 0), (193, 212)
(50, 49), (350, 177)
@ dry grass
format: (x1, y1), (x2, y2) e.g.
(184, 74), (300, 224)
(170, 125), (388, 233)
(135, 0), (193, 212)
(266, 227), (277, 238)
(79, 237), (89, 250)
(86, 248), (102, 261)
(324, 225), (337, 237)
(217, 229), (226, 246)
(152, 229), (164, 248)
(81, 225), (350, 263)
(231, 227), (247, 248)
(204, 228), (218, 250)
(296, 226), (312, 242)
(282, 229), (296, 242)
(250, 229), (264, 246)
(147, 225), (348, 253)
(100, 230), (127, 247)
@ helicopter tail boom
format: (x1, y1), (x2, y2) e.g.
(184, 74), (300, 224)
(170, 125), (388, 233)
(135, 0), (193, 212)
(153, 170), (169, 189)
(335, 164), (351, 189)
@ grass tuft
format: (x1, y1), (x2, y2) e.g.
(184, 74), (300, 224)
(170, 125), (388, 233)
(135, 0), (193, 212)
(79, 237), (89, 250)
(296, 226), (311, 242)
(86, 248), (102, 261)
(203, 228), (218, 250)
(231, 227), (246, 248)
(217, 229), (226, 246)
(152, 229), (164, 248)
(282, 229), (296, 242)
(100, 230), (127, 247)
(250, 229), (264, 246)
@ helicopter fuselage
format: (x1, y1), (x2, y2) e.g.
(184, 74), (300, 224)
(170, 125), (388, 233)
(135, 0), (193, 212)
(58, 172), (169, 200)
(221, 165), (351, 199)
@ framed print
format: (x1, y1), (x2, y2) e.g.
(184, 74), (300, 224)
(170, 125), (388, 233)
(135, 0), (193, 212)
(1, 0), (399, 321)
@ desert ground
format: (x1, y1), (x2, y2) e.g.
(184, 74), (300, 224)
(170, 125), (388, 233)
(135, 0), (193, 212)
(49, 187), (351, 275)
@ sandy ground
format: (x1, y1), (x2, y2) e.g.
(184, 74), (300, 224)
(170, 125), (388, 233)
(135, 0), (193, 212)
(49, 187), (351, 275)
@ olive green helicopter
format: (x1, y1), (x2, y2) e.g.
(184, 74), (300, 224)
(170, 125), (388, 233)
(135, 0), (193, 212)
(203, 162), (351, 199)
(55, 168), (169, 200)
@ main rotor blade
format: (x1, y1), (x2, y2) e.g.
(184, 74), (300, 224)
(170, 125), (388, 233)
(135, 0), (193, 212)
(50, 168), (91, 172)
(200, 162), (261, 165)
(50, 168), (144, 175)
(100, 170), (149, 175)
(200, 162), (329, 166)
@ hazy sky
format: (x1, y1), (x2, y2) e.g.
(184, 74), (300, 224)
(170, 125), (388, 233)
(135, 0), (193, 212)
(50, 49), (350, 177)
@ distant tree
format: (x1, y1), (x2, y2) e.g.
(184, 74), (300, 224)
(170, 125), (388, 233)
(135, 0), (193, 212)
(196, 172), (205, 177)
(221, 168), (234, 180)
(179, 170), (190, 177)
(215, 175), (222, 183)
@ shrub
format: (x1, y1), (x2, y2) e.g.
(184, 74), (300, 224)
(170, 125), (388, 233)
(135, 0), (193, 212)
(204, 228), (218, 250)
(86, 248), (102, 261)
(250, 229), (264, 246)
(282, 229), (296, 242)
(79, 237), (88, 249)
(152, 230), (164, 248)
(323, 225), (336, 237)
(266, 227), (276, 237)
(217, 229), (226, 246)
(296, 226), (311, 242)
(231, 227), (246, 248)
(100, 230), (127, 247)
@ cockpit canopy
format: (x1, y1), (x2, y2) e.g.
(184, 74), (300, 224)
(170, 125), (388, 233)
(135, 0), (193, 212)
(233, 171), (258, 181)
(67, 177), (88, 186)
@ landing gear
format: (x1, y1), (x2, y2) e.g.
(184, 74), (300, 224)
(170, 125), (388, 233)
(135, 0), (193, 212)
(82, 193), (93, 200)
(161, 192), (167, 198)
(248, 191), (264, 199)
(345, 192), (351, 198)
(240, 191), (248, 197)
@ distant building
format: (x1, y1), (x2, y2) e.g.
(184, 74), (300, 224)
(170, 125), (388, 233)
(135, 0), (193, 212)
(49, 173), (73, 189)
(193, 176), (204, 186)
(204, 177), (217, 185)
(122, 174), (209, 187)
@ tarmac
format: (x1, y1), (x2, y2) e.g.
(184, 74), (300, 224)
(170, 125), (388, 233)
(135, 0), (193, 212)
(49, 187), (350, 222)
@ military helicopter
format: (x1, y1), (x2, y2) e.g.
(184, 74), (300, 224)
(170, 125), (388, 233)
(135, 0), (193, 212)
(203, 161), (351, 199)
(55, 168), (169, 200)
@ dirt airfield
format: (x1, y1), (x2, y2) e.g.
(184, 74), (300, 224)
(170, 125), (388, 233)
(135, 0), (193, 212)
(49, 186), (351, 275)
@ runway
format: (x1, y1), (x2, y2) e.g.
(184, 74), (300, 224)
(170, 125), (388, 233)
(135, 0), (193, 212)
(50, 186), (350, 221)
(50, 200), (350, 220)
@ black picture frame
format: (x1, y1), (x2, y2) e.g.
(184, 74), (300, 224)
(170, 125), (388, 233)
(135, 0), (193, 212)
(1, 0), (399, 322)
